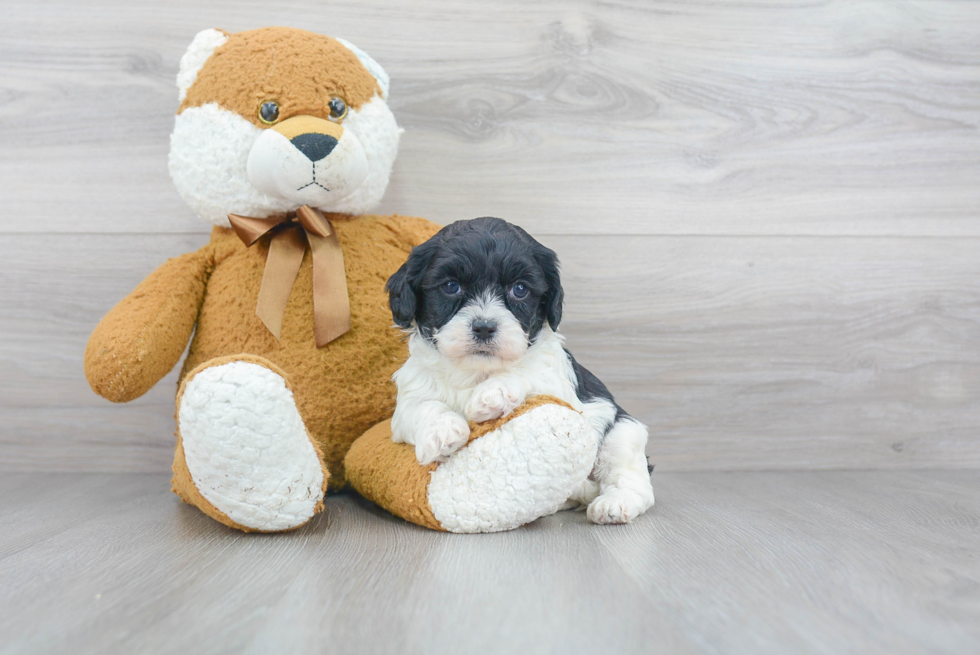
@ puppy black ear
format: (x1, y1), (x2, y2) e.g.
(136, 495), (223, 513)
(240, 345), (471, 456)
(534, 243), (564, 330)
(385, 262), (416, 328)
(385, 235), (443, 328)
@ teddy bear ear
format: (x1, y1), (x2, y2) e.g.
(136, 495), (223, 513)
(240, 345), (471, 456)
(176, 29), (229, 102)
(335, 38), (390, 100)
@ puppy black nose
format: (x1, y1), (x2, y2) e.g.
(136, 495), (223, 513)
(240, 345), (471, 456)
(472, 319), (497, 341)
(290, 133), (339, 162)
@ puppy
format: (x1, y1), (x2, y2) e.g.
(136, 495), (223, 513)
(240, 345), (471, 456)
(385, 217), (655, 524)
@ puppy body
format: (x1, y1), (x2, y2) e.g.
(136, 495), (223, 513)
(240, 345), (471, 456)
(387, 218), (654, 524)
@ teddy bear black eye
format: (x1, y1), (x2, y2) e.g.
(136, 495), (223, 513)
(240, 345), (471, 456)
(441, 280), (461, 295)
(510, 283), (529, 299)
(328, 97), (348, 122)
(258, 101), (280, 125)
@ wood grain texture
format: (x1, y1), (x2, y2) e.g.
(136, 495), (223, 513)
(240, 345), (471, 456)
(0, 471), (977, 654)
(2, 233), (978, 472)
(0, 0), (979, 235)
(557, 235), (980, 470)
(2, 1), (980, 472)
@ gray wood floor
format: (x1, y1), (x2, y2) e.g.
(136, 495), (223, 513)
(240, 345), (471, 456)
(1, 471), (978, 655)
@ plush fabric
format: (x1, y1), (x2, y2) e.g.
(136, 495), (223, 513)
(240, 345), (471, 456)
(169, 28), (401, 226)
(84, 250), (211, 403)
(345, 396), (600, 533)
(87, 214), (440, 493)
(179, 27), (381, 123)
(171, 354), (327, 533)
(176, 29), (228, 103)
(86, 25), (595, 534)
(345, 420), (445, 532)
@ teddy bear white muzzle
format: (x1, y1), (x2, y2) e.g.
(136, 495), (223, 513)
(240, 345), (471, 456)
(247, 116), (369, 208)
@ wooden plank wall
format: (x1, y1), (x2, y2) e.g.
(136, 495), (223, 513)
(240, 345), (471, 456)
(2, 0), (979, 472)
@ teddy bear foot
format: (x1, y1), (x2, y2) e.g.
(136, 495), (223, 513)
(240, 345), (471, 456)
(346, 396), (601, 533)
(171, 356), (328, 532)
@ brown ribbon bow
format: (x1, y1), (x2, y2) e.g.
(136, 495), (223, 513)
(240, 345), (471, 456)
(228, 205), (350, 348)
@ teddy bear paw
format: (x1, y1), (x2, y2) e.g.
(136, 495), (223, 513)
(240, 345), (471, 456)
(177, 360), (325, 531)
(415, 412), (470, 465)
(464, 378), (524, 423)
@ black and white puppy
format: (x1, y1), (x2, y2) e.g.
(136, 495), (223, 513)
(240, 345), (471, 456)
(385, 217), (654, 524)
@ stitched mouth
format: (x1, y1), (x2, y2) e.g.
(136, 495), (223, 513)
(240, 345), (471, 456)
(296, 162), (329, 192)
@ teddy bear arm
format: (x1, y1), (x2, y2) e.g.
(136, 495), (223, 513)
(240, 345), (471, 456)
(84, 249), (213, 403)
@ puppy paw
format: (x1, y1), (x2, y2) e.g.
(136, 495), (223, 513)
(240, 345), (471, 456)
(415, 412), (471, 465)
(465, 378), (524, 423)
(587, 488), (653, 525)
(563, 478), (601, 511)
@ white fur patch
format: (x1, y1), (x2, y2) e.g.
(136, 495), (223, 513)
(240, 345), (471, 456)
(588, 417), (656, 524)
(427, 404), (598, 533)
(247, 127), (368, 207)
(391, 327), (584, 455)
(178, 361), (324, 531)
(177, 29), (228, 103)
(464, 375), (524, 422)
(327, 97), (400, 215)
(169, 97), (398, 226)
(393, 327), (583, 441)
(169, 104), (293, 226)
(435, 293), (528, 366)
(414, 411), (470, 465)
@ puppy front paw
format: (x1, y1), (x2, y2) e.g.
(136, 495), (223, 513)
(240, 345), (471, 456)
(465, 378), (524, 422)
(415, 413), (471, 465)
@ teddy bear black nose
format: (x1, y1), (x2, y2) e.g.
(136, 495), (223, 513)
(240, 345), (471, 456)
(290, 133), (339, 162)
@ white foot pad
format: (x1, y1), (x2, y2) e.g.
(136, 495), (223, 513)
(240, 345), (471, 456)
(427, 404), (599, 533)
(178, 361), (324, 531)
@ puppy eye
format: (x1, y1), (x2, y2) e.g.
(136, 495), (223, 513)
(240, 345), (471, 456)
(328, 97), (348, 122)
(258, 101), (280, 125)
(510, 283), (529, 299)
(441, 280), (461, 295)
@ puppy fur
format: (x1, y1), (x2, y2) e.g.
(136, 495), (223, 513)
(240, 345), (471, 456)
(385, 217), (655, 524)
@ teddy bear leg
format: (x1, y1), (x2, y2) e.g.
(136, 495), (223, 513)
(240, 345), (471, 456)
(426, 400), (599, 533)
(346, 397), (603, 533)
(171, 355), (328, 532)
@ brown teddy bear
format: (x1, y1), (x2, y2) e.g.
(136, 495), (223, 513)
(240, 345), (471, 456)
(87, 26), (606, 535)
(84, 27), (442, 532)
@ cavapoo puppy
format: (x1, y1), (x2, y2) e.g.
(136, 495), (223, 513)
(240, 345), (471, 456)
(385, 217), (654, 524)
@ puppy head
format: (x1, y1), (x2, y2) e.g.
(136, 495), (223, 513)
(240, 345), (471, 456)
(169, 27), (398, 226)
(386, 217), (563, 369)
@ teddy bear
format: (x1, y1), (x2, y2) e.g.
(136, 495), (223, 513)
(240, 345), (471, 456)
(84, 26), (443, 531)
(85, 26), (600, 534)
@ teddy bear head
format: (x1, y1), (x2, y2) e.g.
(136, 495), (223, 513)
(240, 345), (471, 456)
(169, 27), (399, 226)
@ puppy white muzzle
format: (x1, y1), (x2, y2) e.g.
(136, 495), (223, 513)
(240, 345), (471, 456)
(470, 318), (498, 353)
(436, 295), (529, 365)
(247, 115), (368, 207)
